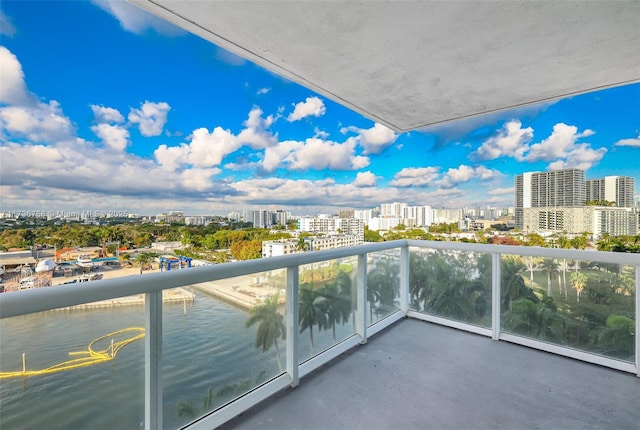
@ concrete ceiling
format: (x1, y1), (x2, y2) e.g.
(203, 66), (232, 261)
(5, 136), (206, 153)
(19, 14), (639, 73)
(131, 1), (640, 132)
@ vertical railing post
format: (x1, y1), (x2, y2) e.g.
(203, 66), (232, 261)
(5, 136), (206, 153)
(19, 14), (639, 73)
(399, 245), (409, 315)
(286, 265), (300, 387)
(635, 265), (639, 377)
(145, 291), (162, 430)
(491, 253), (501, 341)
(356, 253), (368, 344)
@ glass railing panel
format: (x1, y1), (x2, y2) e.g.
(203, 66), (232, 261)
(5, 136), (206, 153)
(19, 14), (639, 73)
(0, 303), (145, 429)
(408, 248), (492, 328)
(298, 256), (358, 363)
(164, 270), (286, 428)
(366, 250), (401, 326)
(500, 256), (636, 363)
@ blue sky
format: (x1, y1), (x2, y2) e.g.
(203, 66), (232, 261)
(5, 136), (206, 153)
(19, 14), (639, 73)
(1, 1), (638, 216)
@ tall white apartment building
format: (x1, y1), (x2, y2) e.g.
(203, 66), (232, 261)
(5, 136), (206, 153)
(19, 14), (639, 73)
(227, 211), (242, 222)
(403, 205), (433, 227)
(515, 168), (586, 229)
(368, 217), (415, 231)
(380, 202), (407, 218)
(354, 209), (373, 225)
(243, 209), (291, 228)
(184, 216), (213, 226)
(586, 176), (635, 207)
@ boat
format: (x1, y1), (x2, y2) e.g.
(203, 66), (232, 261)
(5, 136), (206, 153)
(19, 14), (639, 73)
(18, 276), (36, 290)
(65, 273), (104, 284)
(35, 259), (56, 273)
(76, 254), (94, 269)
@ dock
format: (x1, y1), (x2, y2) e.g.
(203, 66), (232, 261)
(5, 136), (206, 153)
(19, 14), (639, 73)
(53, 287), (195, 311)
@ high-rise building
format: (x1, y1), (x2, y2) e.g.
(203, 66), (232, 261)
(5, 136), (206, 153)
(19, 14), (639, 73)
(515, 168), (585, 229)
(380, 202), (407, 218)
(586, 176), (635, 207)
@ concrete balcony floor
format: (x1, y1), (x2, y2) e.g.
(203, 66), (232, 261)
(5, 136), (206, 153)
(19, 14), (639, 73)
(221, 318), (639, 430)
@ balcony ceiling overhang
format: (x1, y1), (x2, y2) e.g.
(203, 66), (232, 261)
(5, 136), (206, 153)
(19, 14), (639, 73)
(130, 1), (640, 132)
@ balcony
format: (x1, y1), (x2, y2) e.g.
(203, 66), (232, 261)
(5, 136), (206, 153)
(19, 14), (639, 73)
(1, 240), (638, 429)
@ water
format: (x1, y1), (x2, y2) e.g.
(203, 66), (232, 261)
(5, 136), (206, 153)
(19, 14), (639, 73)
(0, 288), (356, 429)
(0, 290), (279, 429)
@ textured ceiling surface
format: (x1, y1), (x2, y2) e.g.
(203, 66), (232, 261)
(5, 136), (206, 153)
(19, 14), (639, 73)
(131, 1), (640, 132)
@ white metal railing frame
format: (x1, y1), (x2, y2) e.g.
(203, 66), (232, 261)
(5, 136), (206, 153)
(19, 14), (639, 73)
(0, 240), (638, 430)
(405, 240), (640, 376)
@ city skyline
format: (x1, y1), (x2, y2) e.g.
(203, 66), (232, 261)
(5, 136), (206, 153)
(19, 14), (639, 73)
(1, 1), (639, 216)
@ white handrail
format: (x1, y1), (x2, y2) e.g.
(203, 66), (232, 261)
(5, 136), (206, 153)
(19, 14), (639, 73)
(1, 240), (638, 319)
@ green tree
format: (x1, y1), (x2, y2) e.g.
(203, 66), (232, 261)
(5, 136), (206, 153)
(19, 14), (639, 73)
(597, 315), (635, 359)
(540, 258), (559, 297)
(364, 227), (383, 243)
(570, 272), (587, 302)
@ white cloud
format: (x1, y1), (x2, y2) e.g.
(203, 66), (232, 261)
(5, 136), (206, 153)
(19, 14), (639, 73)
(263, 137), (369, 172)
(91, 123), (130, 151)
(128, 101), (170, 137)
(471, 120), (533, 161)
(342, 123), (398, 155)
(439, 165), (501, 189)
(186, 126), (240, 168)
(237, 107), (277, 149)
(0, 102), (75, 143)
(154, 143), (189, 171)
(180, 167), (222, 192)
(474, 120), (606, 171)
(0, 47), (34, 106)
(353, 171), (378, 187)
(0, 11), (16, 37)
(314, 127), (329, 139)
(614, 133), (640, 148)
(0, 46), (237, 207)
(91, 105), (124, 123)
(287, 97), (326, 122)
(525, 123), (594, 162)
(91, 0), (184, 36)
(547, 144), (607, 171)
(257, 88), (270, 96)
(154, 107), (277, 172)
(390, 167), (440, 187)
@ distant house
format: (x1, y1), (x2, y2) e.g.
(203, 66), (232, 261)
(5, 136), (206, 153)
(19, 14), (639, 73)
(56, 247), (104, 261)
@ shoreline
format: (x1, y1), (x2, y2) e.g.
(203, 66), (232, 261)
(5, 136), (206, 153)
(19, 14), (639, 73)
(3, 263), (281, 311)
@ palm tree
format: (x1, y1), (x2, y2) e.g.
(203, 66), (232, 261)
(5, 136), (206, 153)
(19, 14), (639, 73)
(540, 258), (559, 297)
(245, 295), (286, 371)
(570, 272), (587, 303)
(501, 257), (537, 312)
(299, 284), (327, 355)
